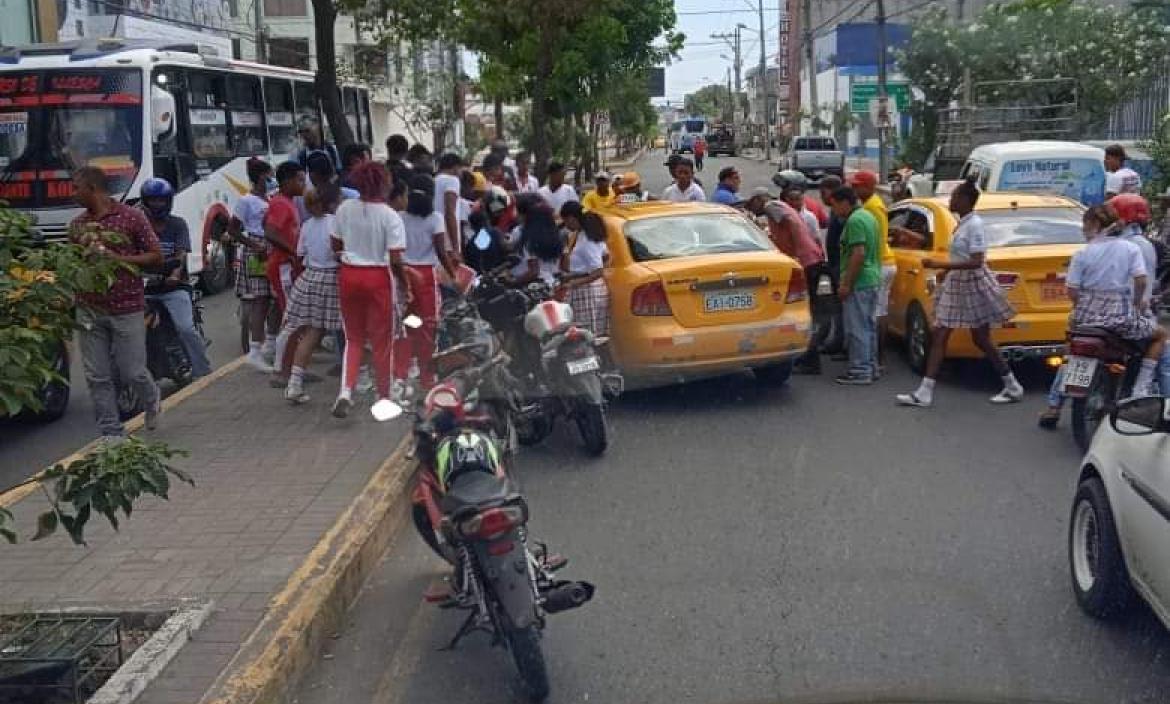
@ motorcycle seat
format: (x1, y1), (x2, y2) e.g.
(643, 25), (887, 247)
(441, 471), (519, 516)
(1068, 326), (1147, 356)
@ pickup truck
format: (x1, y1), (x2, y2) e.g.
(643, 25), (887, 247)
(705, 130), (737, 156)
(777, 135), (845, 182)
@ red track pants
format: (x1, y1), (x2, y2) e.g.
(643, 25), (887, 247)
(393, 264), (440, 388)
(338, 264), (394, 398)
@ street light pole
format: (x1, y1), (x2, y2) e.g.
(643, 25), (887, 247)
(876, 0), (890, 179)
(803, 0), (817, 134)
(758, 0), (771, 161)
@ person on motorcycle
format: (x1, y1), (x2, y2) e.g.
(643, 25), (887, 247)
(464, 186), (512, 274)
(141, 178), (212, 379)
(1108, 196), (1167, 395)
(1037, 205), (1166, 426)
(510, 201), (564, 287)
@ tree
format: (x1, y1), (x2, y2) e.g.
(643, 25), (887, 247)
(0, 207), (192, 545)
(897, 0), (1170, 164)
(684, 84), (737, 122)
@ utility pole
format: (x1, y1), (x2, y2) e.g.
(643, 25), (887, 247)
(734, 25), (742, 93)
(253, 0), (265, 62)
(803, 0), (818, 134)
(727, 67), (733, 123)
(759, 0), (771, 161)
(875, 0), (889, 179)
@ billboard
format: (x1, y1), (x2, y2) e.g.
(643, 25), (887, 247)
(647, 68), (665, 98)
(812, 22), (911, 76)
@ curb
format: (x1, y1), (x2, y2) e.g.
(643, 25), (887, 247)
(0, 355), (248, 510)
(200, 432), (415, 704)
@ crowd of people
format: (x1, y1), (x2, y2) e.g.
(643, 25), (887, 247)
(64, 119), (1168, 440)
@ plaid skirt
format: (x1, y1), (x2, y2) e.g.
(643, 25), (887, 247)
(568, 278), (610, 336)
(284, 267), (343, 331)
(932, 266), (1016, 329)
(234, 247), (271, 299)
(1070, 288), (1157, 340)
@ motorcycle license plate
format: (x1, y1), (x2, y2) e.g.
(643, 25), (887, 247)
(1062, 356), (1099, 398)
(566, 356), (600, 375)
(704, 290), (755, 313)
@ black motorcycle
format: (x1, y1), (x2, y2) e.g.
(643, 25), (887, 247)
(470, 264), (616, 457)
(116, 283), (208, 419)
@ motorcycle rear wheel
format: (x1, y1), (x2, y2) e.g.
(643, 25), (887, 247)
(574, 401), (608, 457)
(504, 623), (550, 702)
(1071, 368), (1117, 452)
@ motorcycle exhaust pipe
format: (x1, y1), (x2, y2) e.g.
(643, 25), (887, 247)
(543, 581), (595, 613)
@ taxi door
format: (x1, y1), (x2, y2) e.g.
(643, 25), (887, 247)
(887, 203), (937, 337)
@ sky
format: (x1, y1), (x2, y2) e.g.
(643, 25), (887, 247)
(660, 1), (785, 107)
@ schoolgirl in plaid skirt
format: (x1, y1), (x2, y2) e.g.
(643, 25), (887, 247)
(563, 209), (611, 337)
(896, 177), (1024, 408)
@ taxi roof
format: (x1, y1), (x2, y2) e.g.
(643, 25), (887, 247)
(596, 201), (736, 221)
(912, 191), (1085, 212)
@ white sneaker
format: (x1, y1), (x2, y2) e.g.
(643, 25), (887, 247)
(284, 384), (310, 405)
(246, 352), (274, 373)
(896, 392), (932, 408)
(990, 385), (1024, 404)
(261, 342), (276, 365)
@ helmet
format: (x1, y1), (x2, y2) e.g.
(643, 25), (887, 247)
(482, 185), (510, 219)
(617, 171), (641, 193)
(140, 178), (175, 219)
(771, 169), (807, 191)
(1108, 193), (1150, 226)
(434, 429), (502, 490)
(471, 171), (488, 193)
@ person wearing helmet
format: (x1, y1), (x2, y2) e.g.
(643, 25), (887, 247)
(1110, 193), (1168, 396)
(464, 185), (512, 274)
(141, 178), (212, 378)
(774, 168), (828, 227)
(614, 171), (647, 203)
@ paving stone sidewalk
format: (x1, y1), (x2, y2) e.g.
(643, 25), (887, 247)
(0, 365), (410, 704)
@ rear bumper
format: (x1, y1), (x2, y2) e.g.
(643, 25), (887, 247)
(943, 311), (1068, 360)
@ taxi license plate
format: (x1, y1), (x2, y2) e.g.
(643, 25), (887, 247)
(566, 356), (600, 375)
(1062, 356), (1099, 397)
(704, 290), (755, 313)
(1041, 281), (1065, 302)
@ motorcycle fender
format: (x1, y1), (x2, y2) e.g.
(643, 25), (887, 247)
(565, 366), (603, 403)
(472, 535), (538, 629)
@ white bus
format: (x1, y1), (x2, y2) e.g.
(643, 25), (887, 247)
(0, 39), (377, 292)
(667, 116), (707, 154)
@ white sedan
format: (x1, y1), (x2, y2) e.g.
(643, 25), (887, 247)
(1069, 395), (1170, 624)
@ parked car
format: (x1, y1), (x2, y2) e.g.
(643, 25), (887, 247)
(777, 135), (844, 182)
(705, 130), (736, 157)
(886, 193), (1084, 373)
(1068, 395), (1170, 627)
(599, 201), (811, 388)
(953, 141), (1107, 207)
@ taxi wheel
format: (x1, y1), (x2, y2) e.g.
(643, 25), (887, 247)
(905, 304), (931, 375)
(754, 361), (793, 387)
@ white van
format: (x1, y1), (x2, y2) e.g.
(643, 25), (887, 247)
(955, 141), (1107, 206)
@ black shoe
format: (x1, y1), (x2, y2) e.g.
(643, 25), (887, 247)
(829, 352), (849, 362)
(834, 372), (873, 386)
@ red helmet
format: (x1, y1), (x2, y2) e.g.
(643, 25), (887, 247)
(1108, 193), (1150, 226)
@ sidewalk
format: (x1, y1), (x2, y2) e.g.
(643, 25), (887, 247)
(0, 362), (413, 704)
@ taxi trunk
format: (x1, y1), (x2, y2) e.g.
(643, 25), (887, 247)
(640, 256), (802, 328)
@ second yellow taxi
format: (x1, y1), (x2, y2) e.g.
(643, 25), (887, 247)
(887, 192), (1086, 372)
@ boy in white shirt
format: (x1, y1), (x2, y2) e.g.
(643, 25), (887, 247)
(662, 159), (705, 202)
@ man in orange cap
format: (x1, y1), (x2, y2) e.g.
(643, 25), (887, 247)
(849, 170), (896, 377)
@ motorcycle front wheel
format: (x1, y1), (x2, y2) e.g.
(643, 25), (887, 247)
(504, 622), (550, 702)
(574, 400), (608, 457)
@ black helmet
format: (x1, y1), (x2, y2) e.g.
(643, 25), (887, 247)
(772, 169), (808, 191)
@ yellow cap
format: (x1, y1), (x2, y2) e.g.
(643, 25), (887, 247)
(472, 171), (488, 193)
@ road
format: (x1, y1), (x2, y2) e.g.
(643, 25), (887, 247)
(292, 154), (1170, 704)
(0, 288), (243, 489)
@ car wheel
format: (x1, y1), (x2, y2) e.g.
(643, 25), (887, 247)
(905, 303), (931, 375)
(1069, 476), (1133, 619)
(754, 360), (793, 387)
(26, 346), (70, 422)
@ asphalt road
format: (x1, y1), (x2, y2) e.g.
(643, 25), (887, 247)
(0, 288), (243, 489)
(292, 155), (1170, 704)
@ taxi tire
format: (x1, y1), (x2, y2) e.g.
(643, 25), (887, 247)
(905, 304), (931, 375)
(754, 361), (794, 387)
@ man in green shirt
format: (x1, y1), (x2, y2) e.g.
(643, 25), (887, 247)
(829, 186), (881, 384)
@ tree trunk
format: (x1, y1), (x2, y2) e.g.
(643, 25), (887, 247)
(573, 111), (588, 186)
(311, 0), (354, 147)
(494, 98), (504, 139)
(529, 22), (557, 183)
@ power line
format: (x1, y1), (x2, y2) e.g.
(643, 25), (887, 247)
(677, 7), (779, 15)
(887, 0), (944, 19)
(812, 0), (872, 36)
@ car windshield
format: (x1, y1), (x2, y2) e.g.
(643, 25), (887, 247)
(977, 207), (1084, 247)
(624, 213), (772, 261)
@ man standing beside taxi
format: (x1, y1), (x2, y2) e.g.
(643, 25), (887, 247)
(830, 186), (882, 385)
(70, 167), (163, 439)
(850, 171), (896, 376)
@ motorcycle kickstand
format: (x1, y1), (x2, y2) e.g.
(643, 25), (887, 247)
(439, 610), (479, 651)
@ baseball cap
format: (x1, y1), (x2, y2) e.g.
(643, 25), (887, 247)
(848, 171), (879, 188)
(595, 171), (611, 181)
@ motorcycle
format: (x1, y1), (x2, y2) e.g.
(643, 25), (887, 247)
(1063, 325), (1145, 451)
(470, 262), (617, 457)
(116, 281), (208, 419)
(382, 364), (594, 702)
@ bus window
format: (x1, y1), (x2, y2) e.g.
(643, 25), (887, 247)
(228, 75), (266, 156)
(151, 67), (197, 190)
(263, 78), (298, 157)
(293, 80), (317, 125)
(342, 87), (359, 140)
(186, 72), (231, 161)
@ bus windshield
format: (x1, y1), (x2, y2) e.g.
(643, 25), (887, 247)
(0, 69), (143, 208)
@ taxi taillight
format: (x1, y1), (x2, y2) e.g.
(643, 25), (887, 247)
(631, 281), (672, 316)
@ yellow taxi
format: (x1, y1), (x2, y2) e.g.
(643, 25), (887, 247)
(596, 201), (812, 386)
(886, 192), (1085, 372)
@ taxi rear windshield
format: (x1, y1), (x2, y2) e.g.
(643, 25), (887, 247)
(624, 213), (772, 262)
(977, 208), (1084, 247)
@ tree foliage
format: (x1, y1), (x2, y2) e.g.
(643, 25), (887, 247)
(684, 84), (744, 123)
(897, 0), (1170, 165)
